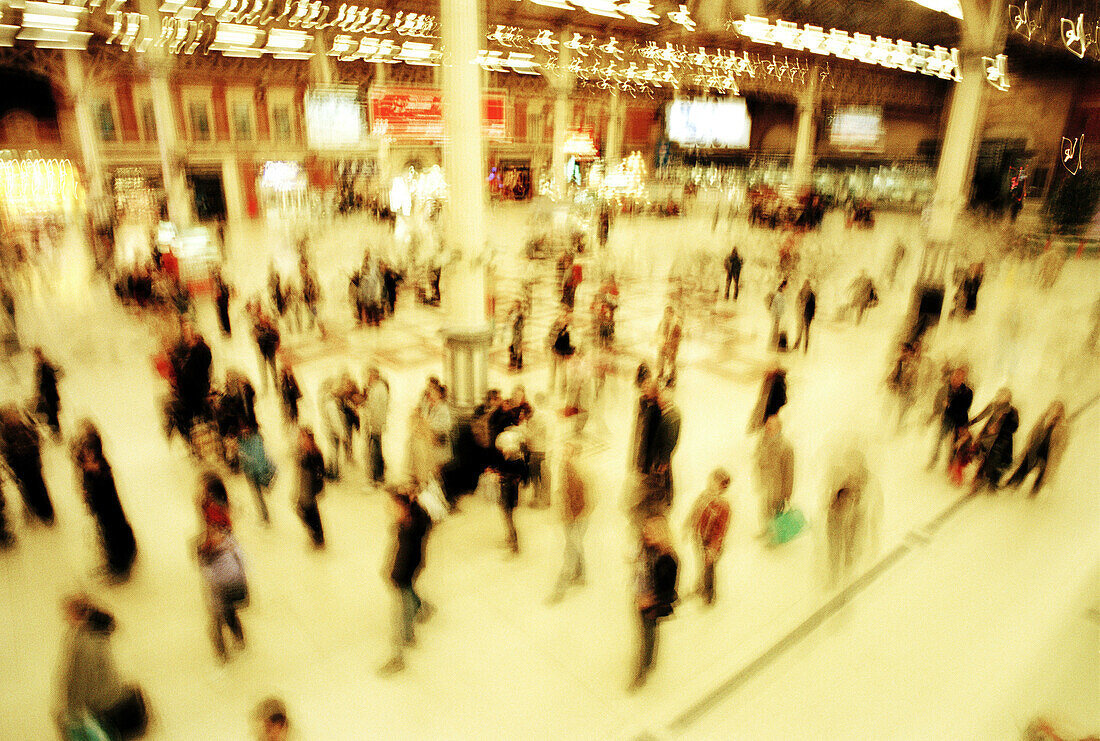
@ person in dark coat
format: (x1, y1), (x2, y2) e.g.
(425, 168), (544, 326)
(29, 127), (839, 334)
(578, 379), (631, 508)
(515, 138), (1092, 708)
(74, 424), (137, 580)
(172, 324), (213, 436)
(295, 427), (326, 547)
(630, 364), (661, 474)
(379, 484), (435, 675)
(723, 246), (742, 301)
(0, 404), (54, 524)
(629, 517), (679, 691)
(748, 365), (787, 432)
(213, 272), (233, 336)
(1005, 401), (1068, 496)
(792, 280), (816, 353)
(279, 364), (302, 424)
(252, 311), (281, 392)
(969, 388), (1019, 492)
(645, 383), (681, 511)
(928, 366), (974, 470)
(34, 347), (63, 438)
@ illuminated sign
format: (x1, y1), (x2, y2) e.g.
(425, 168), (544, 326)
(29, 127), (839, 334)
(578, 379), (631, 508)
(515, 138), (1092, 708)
(563, 131), (598, 157)
(368, 87), (509, 141)
(731, 15), (962, 80)
(304, 86), (367, 148)
(982, 53), (1009, 91)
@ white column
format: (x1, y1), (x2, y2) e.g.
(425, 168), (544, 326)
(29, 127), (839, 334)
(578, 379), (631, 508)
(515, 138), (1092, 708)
(790, 69), (819, 190)
(926, 51), (988, 242)
(550, 30), (573, 195)
(221, 157), (244, 224)
(440, 0), (491, 412)
(311, 33), (334, 84)
(63, 51), (106, 210)
(606, 87), (624, 168)
(149, 70), (191, 227)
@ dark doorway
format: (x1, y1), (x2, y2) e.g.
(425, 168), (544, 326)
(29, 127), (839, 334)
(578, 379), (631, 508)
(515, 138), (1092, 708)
(191, 173), (226, 221)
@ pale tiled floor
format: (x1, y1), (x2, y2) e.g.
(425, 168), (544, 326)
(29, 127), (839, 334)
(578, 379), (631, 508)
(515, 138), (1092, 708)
(0, 206), (1096, 739)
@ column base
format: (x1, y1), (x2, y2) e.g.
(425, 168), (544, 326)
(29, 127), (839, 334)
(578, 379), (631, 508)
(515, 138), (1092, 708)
(442, 326), (493, 417)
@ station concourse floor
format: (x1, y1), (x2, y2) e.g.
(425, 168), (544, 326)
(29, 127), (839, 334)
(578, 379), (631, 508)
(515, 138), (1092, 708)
(0, 206), (1096, 739)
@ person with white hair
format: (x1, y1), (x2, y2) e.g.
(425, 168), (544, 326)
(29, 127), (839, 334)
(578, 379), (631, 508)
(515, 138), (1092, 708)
(494, 427), (527, 554)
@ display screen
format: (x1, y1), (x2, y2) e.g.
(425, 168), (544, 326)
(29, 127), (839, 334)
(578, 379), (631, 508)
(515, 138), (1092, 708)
(666, 98), (751, 149)
(304, 87), (367, 148)
(829, 106), (885, 150)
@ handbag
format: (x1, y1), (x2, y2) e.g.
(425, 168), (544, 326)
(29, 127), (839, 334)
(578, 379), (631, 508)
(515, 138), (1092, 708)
(98, 685), (149, 740)
(66, 716), (110, 741)
(770, 507), (807, 544)
(221, 579), (250, 607)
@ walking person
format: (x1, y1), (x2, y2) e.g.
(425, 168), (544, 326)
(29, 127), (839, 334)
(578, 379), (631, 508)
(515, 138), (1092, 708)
(0, 404), (55, 525)
(379, 483), (435, 676)
(363, 367), (390, 486)
(548, 443), (589, 603)
(508, 301), (525, 372)
(684, 469), (731, 606)
(724, 246), (742, 301)
(295, 427), (327, 547)
(1005, 401), (1068, 496)
(494, 429), (527, 554)
(747, 365), (787, 432)
(34, 347), (63, 438)
(279, 364), (302, 424)
(238, 422), (277, 523)
(213, 271), (233, 337)
(767, 280), (788, 350)
(928, 365), (974, 470)
(822, 448), (879, 588)
(548, 309), (575, 395)
(655, 306), (683, 386)
(754, 417), (794, 539)
(251, 309), (281, 392)
(848, 271), (878, 324)
(628, 516), (679, 691)
(73, 424), (137, 581)
(523, 394), (549, 507)
(197, 520), (250, 661)
(969, 388), (1019, 493)
(56, 595), (149, 740)
(791, 279), (816, 353)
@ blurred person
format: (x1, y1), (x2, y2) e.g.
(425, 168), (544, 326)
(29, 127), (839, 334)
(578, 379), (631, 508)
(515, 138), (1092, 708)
(508, 300), (525, 371)
(34, 347), (63, 438)
(562, 255), (583, 310)
(564, 350), (594, 435)
(197, 518), (249, 661)
(822, 448), (879, 587)
(928, 365), (974, 470)
(1005, 401), (1068, 496)
(630, 363), (662, 480)
(629, 517), (679, 691)
(319, 378), (346, 480)
(648, 382), (681, 509)
(299, 258), (321, 332)
(268, 269), (286, 321)
(0, 475), (11, 547)
(754, 417), (794, 539)
(848, 270), (878, 324)
(170, 324), (212, 440)
(748, 364), (787, 432)
(381, 261), (399, 317)
(358, 255), (383, 326)
(684, 469), (731, 606)
(363, 367), (390, 486)
(655, 306), (683, 386)
(723, 245), (742, 301)
(548, 442), (588, 603)
(767, 280), (788, 349)
(252, 310), (281, 392)
(254, 697), (290, 741)
(886, 341), (924, 431)
(56, 595), (148, 740)
(73, 424), (137, 581)
(887, 240), (907, 286)
(199, 472), (232, 534)
(213, 271), (233, 337)
(407, 378), (451, 484)
(295, 427), (327, 548)
(548, 309), (575, 394)
(0, 404), (54, 525)
(593, 274), (619, 347)
(969, 388), (1019, 493)
(791, 280), (816, 353)
(279, 363), (302, 424)
(952, 262), (984, 318)
(379, 483), (435, 676)
(523, 392), (550, 508)
(494, 428), (527, 554)
(1087, 294), (1100, 352)
(238, 421), (276, 523)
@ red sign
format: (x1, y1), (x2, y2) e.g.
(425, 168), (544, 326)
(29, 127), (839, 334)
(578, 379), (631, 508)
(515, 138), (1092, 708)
(368, 87), (508, 141)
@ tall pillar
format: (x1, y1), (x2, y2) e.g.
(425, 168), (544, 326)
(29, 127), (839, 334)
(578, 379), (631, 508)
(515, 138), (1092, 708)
(790, 68), (819, 190)
(926, 50), (988, 243)
(311, 33), (334, 85)
(64, 51), (106, 213)
(550, 30), (573, 196)
(222, 157), (244, 224)
(606, 87), (624, 168)
(149, 69), (191, 227)
(440, 0), (490, 413)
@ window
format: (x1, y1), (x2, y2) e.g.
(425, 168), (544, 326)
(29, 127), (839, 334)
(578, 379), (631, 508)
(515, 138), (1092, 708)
(188, 100), (211, 141)
(140, 101), (157, 141)
(231, 100), (252, 140)
(527, 108), (543, 143)
(93, 99), (117, 142)
(271, 104), (293, 142)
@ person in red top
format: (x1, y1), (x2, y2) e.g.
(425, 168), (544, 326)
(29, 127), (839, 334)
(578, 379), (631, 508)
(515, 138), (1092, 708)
(684, 468), (732, 606)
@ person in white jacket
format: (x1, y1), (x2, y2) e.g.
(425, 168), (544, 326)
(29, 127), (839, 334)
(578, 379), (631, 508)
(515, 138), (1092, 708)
(363, 367), (390, 486)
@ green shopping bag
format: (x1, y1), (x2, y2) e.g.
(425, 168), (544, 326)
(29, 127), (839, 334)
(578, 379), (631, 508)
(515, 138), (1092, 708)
(66, 716), (110, 741)
(770, 507), (807, 544)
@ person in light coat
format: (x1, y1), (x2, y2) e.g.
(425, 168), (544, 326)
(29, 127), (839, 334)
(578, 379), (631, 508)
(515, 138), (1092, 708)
(754, 416), (794, 538)
(363, 367), (390, 486)
(548, 442), (589, 603)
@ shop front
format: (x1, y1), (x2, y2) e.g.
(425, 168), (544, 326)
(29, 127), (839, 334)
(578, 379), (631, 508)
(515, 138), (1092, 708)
(0, 157), (82, 261)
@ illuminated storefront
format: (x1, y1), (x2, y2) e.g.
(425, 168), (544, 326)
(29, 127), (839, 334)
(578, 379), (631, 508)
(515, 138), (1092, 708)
(0, 158), (81, 229)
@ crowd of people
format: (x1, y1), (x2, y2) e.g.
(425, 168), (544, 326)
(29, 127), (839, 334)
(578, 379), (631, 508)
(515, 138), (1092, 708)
(0, 194), (1093, 739)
